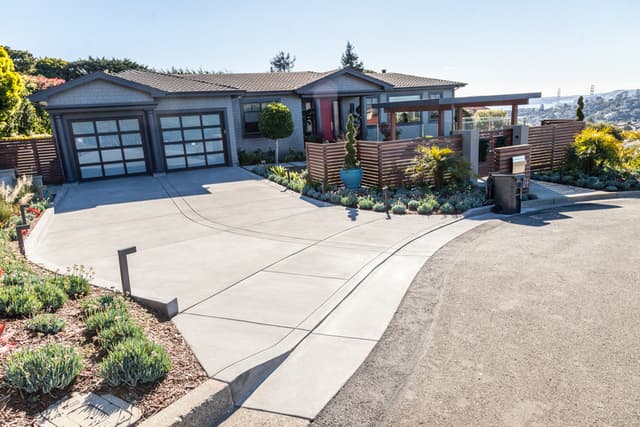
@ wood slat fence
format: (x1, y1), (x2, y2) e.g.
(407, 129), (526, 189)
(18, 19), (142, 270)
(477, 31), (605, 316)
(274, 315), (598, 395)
(528, 121), (585, 172)
(478, 128), (513, 177)
(306, 135), (462, 188)
(0, 136), (64, 184)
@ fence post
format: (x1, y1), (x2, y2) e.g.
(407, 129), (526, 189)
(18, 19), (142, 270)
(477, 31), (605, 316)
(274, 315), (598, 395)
(322, 145), (328, 188)
(456, 130), (479, 177)
(551, 125), (557, 169)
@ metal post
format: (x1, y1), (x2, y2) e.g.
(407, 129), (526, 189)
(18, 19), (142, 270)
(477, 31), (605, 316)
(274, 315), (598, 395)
(19, 204), (28, 225)
(117, 246), (137, 295)
(383, 186), (390, 211)
(16, 224), (29, 255)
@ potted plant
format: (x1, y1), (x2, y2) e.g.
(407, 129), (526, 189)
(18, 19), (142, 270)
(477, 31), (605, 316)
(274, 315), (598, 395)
(340, 114), (362, 189)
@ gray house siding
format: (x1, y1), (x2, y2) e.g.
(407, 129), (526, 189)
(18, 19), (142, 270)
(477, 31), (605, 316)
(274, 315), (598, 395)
(48, 80), (154, 106)
(233, 95), (304, 158)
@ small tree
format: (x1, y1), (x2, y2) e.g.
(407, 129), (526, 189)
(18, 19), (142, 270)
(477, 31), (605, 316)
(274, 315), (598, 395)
(343, 114), (359, 169)
(340, 41), (364, 71)
(270, 51), (295, 72)
(0, 47), (25, 137)
(576, 95), (585, 121)
(258, 102), (294, 164)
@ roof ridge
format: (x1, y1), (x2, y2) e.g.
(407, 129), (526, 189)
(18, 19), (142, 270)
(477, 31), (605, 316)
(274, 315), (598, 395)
(121, 69), (241, 91)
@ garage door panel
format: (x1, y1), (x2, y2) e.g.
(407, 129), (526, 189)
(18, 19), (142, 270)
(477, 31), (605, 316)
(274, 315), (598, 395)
(70, 116), (148, 180)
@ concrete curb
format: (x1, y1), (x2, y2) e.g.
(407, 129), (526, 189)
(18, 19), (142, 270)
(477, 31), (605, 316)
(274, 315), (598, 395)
(138, 380), (234, 427)
(523, 190), (640, 213)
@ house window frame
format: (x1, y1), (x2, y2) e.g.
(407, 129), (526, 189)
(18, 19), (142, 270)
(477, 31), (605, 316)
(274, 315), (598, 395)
(241, 98), (280, 138)
(388, 93), (422, 125)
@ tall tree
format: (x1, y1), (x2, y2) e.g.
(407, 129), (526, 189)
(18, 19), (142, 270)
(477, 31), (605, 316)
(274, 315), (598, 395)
(270, 51), (295, 72)
(340, 41), (364, 71)
(64, 56), (147, 80)
(35, 57), (69, 79)
(576, 95), (585, 121)
(0, 47), (25, 136)
(2, 46), (36, 74)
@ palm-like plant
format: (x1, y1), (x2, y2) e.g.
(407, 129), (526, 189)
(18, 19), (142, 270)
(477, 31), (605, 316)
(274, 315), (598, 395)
(573, 127), (622, 175)
(407, 146), (471, 191)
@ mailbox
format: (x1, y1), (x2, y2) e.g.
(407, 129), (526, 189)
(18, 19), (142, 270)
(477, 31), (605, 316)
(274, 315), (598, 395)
(512, 155), (526, 174)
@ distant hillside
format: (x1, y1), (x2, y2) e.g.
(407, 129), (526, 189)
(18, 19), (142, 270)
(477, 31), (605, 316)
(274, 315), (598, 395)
(518, 89), (640, 129)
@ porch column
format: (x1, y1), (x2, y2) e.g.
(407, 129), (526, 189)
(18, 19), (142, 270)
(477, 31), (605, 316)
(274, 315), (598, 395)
(390, 111), (397, 140)
(146, 110), (166, 173)
(359, 96), (366, 139)
(511, 104), (518, 125)
(437, 109), (445, 136)
(456, 107), (463, 130)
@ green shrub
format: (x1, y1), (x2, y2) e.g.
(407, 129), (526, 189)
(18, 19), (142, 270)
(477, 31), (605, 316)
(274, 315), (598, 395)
(81, 294), (128, 317)
(32, 281), (68, 311)
(50, 268), (92, 299)
(85, 308), (130, 334)
(100, 338), (171, 387)
(372, 202), (386, 212)
(0, 201), (12, 224)
(25, 314), (66, 334)
(440, 202), (456, 214)
(407, 200), (420, 211)
(391, 203), (406, 215)
(2, 270), (38, 287)
(0, 285), (43, 317)
(417, 203), (433, 215)
(406, 146), (472, 191)
(3, 344), (82, 393)
(96, 320), (145, 351)
(357, 196), (375, 210)
(340, 193), (357, 207)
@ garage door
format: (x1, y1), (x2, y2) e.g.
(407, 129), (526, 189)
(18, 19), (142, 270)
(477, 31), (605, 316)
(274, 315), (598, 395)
(159, 112), (227, 170)
(70, 117), (148, 180)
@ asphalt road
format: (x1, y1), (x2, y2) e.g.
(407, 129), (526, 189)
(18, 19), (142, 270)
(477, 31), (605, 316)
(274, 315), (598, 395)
(313, 198), (640, 426)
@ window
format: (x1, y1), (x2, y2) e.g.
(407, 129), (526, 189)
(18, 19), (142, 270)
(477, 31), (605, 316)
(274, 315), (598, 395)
(242, 101), (275, 136)
(428, 92), (442, 123)
(388, 94), (421, 124)
(159, 112), (226, 170)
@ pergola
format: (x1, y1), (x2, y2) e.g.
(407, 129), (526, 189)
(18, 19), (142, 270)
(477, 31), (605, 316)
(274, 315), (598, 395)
(373, 92), (542, 139)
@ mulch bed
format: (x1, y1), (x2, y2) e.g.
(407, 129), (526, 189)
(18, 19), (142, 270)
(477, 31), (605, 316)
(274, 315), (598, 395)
(0, 242), (207, 426)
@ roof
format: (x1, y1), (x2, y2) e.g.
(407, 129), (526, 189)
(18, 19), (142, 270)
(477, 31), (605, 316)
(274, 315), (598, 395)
(373, 92), (542, 111)
(30, 67), (466, 103)
(366, 72), (465, 89)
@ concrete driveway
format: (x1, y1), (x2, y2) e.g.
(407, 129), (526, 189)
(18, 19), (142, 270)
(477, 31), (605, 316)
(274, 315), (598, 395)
(314, 198), (640, 426)
(28, 167), (479, 412)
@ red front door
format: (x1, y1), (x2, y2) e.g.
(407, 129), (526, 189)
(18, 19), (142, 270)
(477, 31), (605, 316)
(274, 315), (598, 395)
(319, 98), (333, 140)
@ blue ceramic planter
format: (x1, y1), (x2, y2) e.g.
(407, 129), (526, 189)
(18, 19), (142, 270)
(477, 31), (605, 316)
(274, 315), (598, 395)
(340, 168), (363, 189)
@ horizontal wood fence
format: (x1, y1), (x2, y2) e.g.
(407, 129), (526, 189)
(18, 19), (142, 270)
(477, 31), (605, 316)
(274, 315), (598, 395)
(0, 136), (64, 184)
(306, 135), (462, 188)
(478, 128), (513, 177)
(493, 144), (531, 193)
(528, 121), (585, 172)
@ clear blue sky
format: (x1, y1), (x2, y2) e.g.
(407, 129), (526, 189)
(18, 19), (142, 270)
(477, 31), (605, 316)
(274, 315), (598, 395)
(2, 0), (638, 97)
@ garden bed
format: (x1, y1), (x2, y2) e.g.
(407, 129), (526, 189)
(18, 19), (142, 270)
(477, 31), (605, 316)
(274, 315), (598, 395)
(252, 164), (489, 216)
(0, 238), (207, 425)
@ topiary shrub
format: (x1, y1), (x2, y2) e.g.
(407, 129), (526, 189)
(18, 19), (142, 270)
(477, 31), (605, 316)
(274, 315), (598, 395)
(3, 344), (82, 394)
(85, 308), (130, 334)
(81, 294), (128, 317)
(407, 200), (420, 211)
(96, 320), (145, 352)
(32, 281), (68, 311)
(100, 338), (171, 387)
(372, 202), (386, 212)
(0, 285), (43, 317)
(25, 314), (66, 334)
(391, 203), (406, 215)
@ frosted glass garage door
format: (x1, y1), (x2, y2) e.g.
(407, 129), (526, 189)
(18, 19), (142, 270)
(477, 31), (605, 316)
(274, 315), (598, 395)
(159, 112), (227, 170)
(70, 117), (148, 180)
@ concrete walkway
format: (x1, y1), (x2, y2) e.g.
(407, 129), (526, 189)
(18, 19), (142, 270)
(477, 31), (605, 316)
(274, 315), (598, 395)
(26, 167), (486, 418)
(314, 198), (640, 425)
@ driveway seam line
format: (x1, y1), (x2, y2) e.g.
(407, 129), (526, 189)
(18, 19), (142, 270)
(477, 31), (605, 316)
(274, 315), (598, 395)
(178, 312), (312, 331)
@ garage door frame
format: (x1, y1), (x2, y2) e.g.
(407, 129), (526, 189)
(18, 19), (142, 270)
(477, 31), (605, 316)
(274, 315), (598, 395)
(65, 111), (154, 181)
(156, 109), (231, 172)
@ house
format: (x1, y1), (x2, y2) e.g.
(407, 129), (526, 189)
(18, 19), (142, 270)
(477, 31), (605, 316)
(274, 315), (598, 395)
(30, 67), (465, 181)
